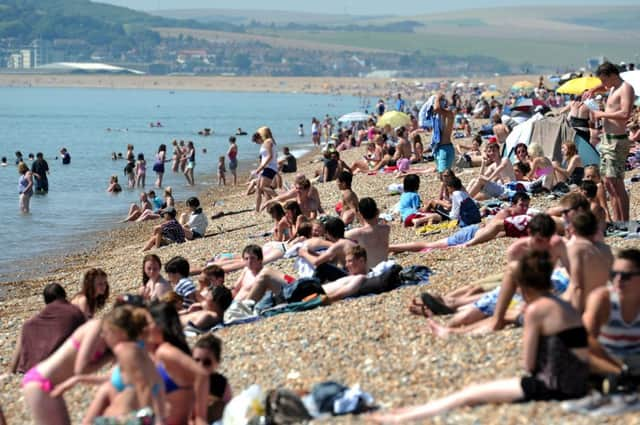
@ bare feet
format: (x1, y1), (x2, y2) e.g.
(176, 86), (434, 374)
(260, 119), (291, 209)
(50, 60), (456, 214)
(426, 319), (450, 339)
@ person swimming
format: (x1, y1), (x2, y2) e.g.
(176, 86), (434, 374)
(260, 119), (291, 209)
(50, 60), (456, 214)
(235, 128), (247, 136)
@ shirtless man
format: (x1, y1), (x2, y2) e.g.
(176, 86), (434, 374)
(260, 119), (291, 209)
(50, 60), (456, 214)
(336, 171), (359, 226)
(561, 211), (613, 313)
(244, 246), (399, 305)
(345, 197), (390, 269)
(467, 142), (516, 200)
(433, 93), (455, 174)
(589, 62), (635, 221)
(230, 245), (265, 302)
(298, 217), (356, 282)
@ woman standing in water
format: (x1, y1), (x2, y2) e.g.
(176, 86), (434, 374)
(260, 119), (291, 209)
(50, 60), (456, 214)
(184, 141), (196, 186)
(18, 162), (34, 213)
(153, 144), (167, 188)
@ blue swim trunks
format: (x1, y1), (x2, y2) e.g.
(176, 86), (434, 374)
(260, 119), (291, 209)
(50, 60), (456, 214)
(473, 286), (523, 317)
(551, 268), (570, 295)
(446, 224), (480, 246)
(435, 144), (455, 173)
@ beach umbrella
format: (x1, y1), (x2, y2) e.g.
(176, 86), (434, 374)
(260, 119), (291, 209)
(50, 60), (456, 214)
(337, 111), (370, 123)
(377, 111), (411, 128)
(480, 90), (502, 99)
(511, 80), (535, 91)
(621, 70), (640, 94)
(556, 76), (602, 95)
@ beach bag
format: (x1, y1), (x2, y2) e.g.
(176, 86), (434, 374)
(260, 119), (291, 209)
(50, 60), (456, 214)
(264, 388), (312, 425)
(458, 197), (481, 227)
(399, 266), (432, 286)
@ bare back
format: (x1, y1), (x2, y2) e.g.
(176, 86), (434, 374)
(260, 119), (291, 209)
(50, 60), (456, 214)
(564, 238), (613, 312)
(346, 222), (390, 269)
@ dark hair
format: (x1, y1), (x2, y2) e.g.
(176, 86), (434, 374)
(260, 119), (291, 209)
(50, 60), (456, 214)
(403, 174), (420, 193)
(596, 61), (620, 78)
(528, 214), (556, 238)
(296, 221), (313, 238)
(142, 254), (162, 286)
(195, 334), (222, 362)
(356, 197), (377, 220)
(36, 152), (44, 159)
(337, 171), (353, 188)
(571, 211), (598, 237)
(211, 285), (232, 314)
(513, 250), (553, 291)
(446, 176), (463, 191)
(158, 144), (166, 153)
(242, 244), (263, 261)
(511, 192), (530, 205)
(580, 180), (598, 199)
(165, 256), (190, 278)
(43, 283), (67, 304)
(186, 197), (200, 208)
(229, 136), (236, 143)
(79, 268), (109, 315)
(203, 264), (225, 279)
(283, 200), (303, 220)
(324, 216), (345, 240)
(149, 301), (191, 354)
(267, 203), (285, 220)
(472, 134), (483, 146)
(137, 153), (144, 161)
(105, 306), (148, 341)
(514, 161), (531, 175)
(617, 249), (640, 270)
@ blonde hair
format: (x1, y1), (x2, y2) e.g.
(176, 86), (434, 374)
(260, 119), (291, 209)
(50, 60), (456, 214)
(164, 186), (172, 196)
(104, 306), (148, 340)
(257, 126), (273, 140)
(527, 143), (544, 158)
(18, 162), (28, 174)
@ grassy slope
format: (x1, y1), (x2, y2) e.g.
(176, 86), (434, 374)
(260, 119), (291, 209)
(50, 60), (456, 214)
(156, 5), (640, 68)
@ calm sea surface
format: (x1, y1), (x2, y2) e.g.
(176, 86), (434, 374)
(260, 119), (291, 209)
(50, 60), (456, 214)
(0, 87), (368, 282)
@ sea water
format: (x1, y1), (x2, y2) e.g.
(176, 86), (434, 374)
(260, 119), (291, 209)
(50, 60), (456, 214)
(0, 87), (369, 282)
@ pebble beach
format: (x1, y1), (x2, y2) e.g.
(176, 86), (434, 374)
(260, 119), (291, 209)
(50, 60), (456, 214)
(2, 124), (640, 424)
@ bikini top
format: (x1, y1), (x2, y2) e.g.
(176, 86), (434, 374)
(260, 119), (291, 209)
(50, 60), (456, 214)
(157, 363), (191, 394)
(111, 365), (162, 396)
(111, 366), (131, 393)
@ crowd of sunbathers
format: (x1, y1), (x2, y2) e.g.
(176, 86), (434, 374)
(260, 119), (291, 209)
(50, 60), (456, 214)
(6, 62), (640, 424)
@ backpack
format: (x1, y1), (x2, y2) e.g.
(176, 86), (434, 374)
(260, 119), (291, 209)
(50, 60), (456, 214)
(458, 197), (481, 227)
(263, 388), (312, 425)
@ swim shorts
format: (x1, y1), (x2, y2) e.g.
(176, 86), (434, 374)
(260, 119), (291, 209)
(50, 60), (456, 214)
(504, 214), (531, 238)
(473, 286), (523, 317)
(435, 144), (455, 173)
(404, 212), (428, 227)
(600, 133), (630, 179)
(229, 158), (238, 170)
(261, 168), (277, 179)
(446, 223), (480, 246)
(482, 180), (506, 198)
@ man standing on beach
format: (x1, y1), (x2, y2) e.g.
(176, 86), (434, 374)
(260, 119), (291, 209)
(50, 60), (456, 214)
(589, 62), (635, 221)
(433, 92), (455, 174)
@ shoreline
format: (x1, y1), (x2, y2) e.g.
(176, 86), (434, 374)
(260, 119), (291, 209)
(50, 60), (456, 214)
(0, 74), (538, 96)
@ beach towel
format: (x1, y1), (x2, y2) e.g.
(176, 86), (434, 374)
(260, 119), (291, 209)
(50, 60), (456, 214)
(415, 220), (458, 236)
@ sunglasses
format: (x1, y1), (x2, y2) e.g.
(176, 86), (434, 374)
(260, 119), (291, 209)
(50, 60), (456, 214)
(194, 357), (213, 367)
(610, 270), (640, 282)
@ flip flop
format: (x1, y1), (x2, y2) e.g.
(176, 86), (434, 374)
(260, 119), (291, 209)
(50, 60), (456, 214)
(420, 292), (454, 315)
